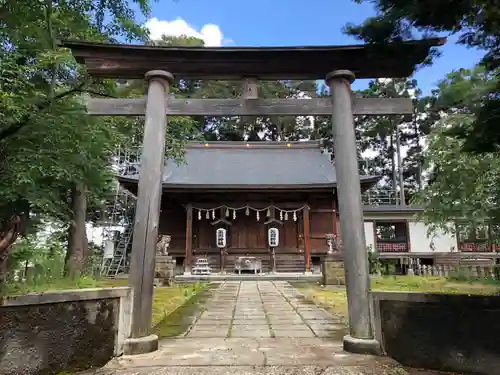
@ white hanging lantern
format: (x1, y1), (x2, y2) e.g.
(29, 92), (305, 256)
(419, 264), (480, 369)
(256, 211), (260, 221)
(268, 227), (279, 247)
(233, 209), (236, 219)
(225, 208), (230, 217)
(293, 211), (297, 221)
(216, 228), (227, 248)
(212, 209), (215, 219)
(266, 208), (271, 217)
(284, 212), (288, 221)
(205, 211), (210, 219)
(280, 210), (283, 220)
(198, 210), (202, 220)
(245, 207), (250, 216)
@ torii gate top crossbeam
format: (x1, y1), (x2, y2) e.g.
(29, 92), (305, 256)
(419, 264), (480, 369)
(58, 38), (445, 80)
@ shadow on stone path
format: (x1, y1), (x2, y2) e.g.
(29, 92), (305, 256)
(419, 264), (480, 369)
(96, 281), (405, 374)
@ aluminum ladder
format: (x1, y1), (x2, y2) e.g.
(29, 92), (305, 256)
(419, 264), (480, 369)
(103, 224), (133, 277)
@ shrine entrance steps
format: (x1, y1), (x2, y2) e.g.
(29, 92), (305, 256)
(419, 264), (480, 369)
(102, 281), (401, 374)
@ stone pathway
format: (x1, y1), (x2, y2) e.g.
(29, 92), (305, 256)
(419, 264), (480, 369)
(187, 281), (345, 339)
(97, 281), (404, 374)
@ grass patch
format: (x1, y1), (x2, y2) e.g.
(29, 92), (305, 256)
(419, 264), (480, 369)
(371, 275), (500, 295)
(2, 276), (108, 296)
(151, 282), (206, 328)
(294, 276), (500, 322)
(152, 282), (213, 338)
(295, 284), (349, 322)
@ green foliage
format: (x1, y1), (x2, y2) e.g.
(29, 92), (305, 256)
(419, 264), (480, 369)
(0, 0), (155, 240)
(412, 66), (500, 228)
(367, 245), (381, 274)
(3, 222), (107, 294)
(346, 0), (500, 153)
(314, 78), (428, 200)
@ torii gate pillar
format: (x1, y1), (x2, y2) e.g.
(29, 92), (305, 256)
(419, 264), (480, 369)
(124, 70), (174, 355)
(326, 70), (380, 355)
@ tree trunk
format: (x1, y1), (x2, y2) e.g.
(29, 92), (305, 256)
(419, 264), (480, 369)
(65, 182), (88, 279)
(413, 107), (423, 190)
(395, 123), (405, 206)
(0, 215), (23, 289)
(390, 133), (397, 191)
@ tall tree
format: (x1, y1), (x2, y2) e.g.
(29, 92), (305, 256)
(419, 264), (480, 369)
(0, 0), (154, 279)
(312, 78), (425, 203)
(413, 66), (500, 229)
(345, 0), (500, 153)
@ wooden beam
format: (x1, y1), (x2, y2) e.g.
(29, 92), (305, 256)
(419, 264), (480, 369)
(86, 97), (413, 116)
(185, 203), (193, 274)
(332, 199), (339, 237)
(303, 205), (311, 272)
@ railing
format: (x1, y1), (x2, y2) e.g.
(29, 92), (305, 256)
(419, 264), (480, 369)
(362, 189), (401, 206)
(410, 264), (498, 279)
(376, 241), (409, 252)
(458, 241), (491, 252)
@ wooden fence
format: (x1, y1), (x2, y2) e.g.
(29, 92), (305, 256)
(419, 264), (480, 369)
(410, 264), (499, 279)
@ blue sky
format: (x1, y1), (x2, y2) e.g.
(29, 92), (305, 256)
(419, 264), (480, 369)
(138, 0), (485, 94)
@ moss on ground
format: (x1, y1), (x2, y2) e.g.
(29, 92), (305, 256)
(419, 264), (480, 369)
(294, 276), (500, 322)
(152, 283), (215, 338)
(371, 275), (500, 295)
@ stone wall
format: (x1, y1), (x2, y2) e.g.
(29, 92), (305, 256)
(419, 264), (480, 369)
(371, 291), (500, 375)
(0, 287), (132, 375)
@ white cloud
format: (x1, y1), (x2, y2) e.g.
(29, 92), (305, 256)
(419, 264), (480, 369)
(145, 17), (230, 47)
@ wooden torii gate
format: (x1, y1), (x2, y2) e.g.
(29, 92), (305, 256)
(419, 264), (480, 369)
(60, 38), (444, 355)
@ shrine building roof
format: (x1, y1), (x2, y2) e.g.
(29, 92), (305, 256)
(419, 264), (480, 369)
(59, 38), (445, 80)
(118, 141), (380, 191)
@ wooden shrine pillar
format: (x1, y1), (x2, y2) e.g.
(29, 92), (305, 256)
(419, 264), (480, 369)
(332, 199), (339, 237)
(326, 70), (379, 355)
(184, 204), (193, 274)
(303, 205), (311, 273)
(125, 70), (173, 355)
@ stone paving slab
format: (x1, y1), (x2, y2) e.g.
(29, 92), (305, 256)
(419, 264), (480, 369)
(195, 315), (232, 324)
(273, 330), (315, 338)
(233, 320), (268, 325)
(187, 332), (228, 338)
(268, 318), (304, 324)
(82, 366), (430, 375)
(188, 323), (230, 330)
(180, 280), (348, 342)
(104, 338), (396, 369)
(308, 323), (346, 331)
(231, 330), (272, 338)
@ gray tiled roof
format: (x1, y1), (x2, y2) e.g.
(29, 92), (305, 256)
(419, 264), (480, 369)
(118, 141), (379, 189)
